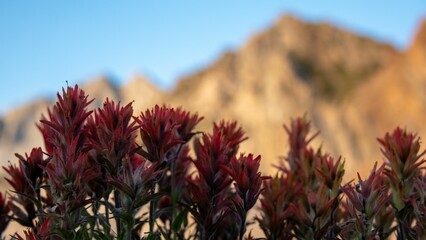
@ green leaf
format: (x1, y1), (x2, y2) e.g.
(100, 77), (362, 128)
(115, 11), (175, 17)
(156, 223), (170, 240)
(93, 230), (114, 240)
(145, 232), (161, 240)
(107, 179), (135, 198)
(10, 190), (42, 210)
(134, 191), (165, 208)
(172, 209), (188, 233)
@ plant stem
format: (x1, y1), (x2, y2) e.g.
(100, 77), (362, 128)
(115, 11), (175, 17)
(239, 199), (247, 240)
(149, 185), (155, 233)
(239, 215), (246, 240)
(104, 201), (111, 235)
(114, 189), (122, 235)
(170, 144), (183, 240)
(124, 222), (132, 240)
(397, 218), (405, 240)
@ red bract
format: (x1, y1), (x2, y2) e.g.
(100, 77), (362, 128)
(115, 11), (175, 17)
(316, 155), (345, 192)
(4, 148), (48, 228)
(213, 121), (247, 159)
(378, 127), (426, 239)
(86, 99), (138, 176)
(42, 150), (99, 209)
(379, 128), (426, 183)
(172, 107), (204, 142)
(3, 163), (36, 227)
(37, 85), (99, 233)
(38, 85), (93, 155)
(135, 105), (203, 165)
(258, 116), (343, 239)
(14, 218), (54, 240)
(341, 162), (391, 239)
(283, 116), (319, 170)
(14, 230), (39, 240)
(291, 183), (339, 239)
(3, 162), (33, 197)
(135, 105), (182, 164)
(192, 121), (246, 189)
(280, 117), (322, 190)
(188, 121), (247, 239)
(38, 85), (95, 200)
(15, 147), (48, 188)
(221, 154), (266, 210)
(256, 174), (299, 240)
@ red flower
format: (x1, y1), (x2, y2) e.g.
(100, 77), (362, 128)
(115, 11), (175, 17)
(38, 85), (93, 155)
(13, 218), (54, 240)
(37, 85), (99, 232)
(221, 154), (266, 210)
(188, 121), (247, 239)
(341, 162), (391, 239)
(86, 98), (138, 176)
(316, 155), (345, 192)
(172, 107), (203, 142)
(256, 174), (299, 239)
(4, 147), (48, 228)
(378, 127), (426, 239)
(378, 128), (426, 198)
(3, 163), (36, 227)
(15, 147), (48, 188)
(135, 105), (183, 164)
(283, 116), (319, 169)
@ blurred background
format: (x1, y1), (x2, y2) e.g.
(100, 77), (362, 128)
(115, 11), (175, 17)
(0, 0), (426, 236)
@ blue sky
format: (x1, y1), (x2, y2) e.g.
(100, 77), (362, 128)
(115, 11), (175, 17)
(0, 1), (425, 115)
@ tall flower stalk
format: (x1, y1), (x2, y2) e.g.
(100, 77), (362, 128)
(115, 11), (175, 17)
(378, 128), (426, 239)
(187, 121), (247, 239)
(37, 85), (99, 237)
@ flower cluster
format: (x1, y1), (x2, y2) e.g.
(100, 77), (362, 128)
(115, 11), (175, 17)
(256, 118), (426, 240)
(2, 85), (426, 240)
(187, 121), (246, 239)
(341, 162), (392, 239)
(378, 128), (426, 239)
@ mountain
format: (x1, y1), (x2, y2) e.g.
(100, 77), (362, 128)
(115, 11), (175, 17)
(166, 15), (396, 176)
(341, 18), (426, 175)
(1, 15), (425, 182)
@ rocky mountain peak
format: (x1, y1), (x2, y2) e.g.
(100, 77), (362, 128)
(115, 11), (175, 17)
(411, 18), (426, 50)
(120, 74), (164, 114)
(407, 18), (426, 67)
(243, 15), (396, 101)
(82, 76), (121, 107)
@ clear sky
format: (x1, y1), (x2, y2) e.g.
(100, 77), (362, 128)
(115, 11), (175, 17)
(0, 1), (425, 115)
